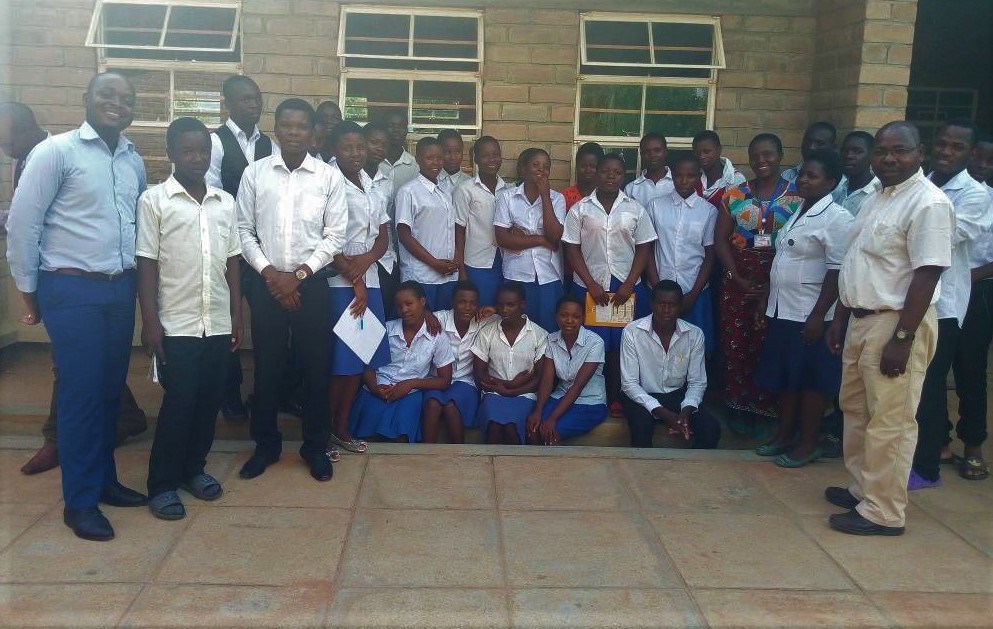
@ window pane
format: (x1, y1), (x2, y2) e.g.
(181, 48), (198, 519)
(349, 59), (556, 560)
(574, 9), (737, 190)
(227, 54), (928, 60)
(412, 81), (476, 130)
(584, 21), (650, 64)
(173, 71), (227, 126)
(344, 78), (408, 124)
(163, 6), (237, 50)
(651, 22), (714, 67)
(413, 15), (478, 60)
(117, 68), (170, 123)
(598, 145), (640, 185)
(103, 3), (166, 47)
(344, 13), (410, 57)
(578, 83), (642, 138)
(644, 85), (708, 138)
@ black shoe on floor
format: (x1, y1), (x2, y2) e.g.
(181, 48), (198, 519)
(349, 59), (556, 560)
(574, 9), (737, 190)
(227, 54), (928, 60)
(829, 510), (905, 536)
(239, 452), (279, 479)
(64, 507), (115, 541)
(221, 396), (249, 421)
(824, 486), (860, 510)
(279, 398), (305, 419)
(303, 451), (333, 482)
(99, 482), (149, 507)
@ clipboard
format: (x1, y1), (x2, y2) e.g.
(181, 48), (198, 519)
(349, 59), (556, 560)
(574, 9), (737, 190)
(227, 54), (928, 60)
(584, 292), (635, 328)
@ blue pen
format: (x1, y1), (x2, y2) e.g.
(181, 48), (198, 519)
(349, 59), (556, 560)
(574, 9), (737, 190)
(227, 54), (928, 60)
(359, 316), (364, 330)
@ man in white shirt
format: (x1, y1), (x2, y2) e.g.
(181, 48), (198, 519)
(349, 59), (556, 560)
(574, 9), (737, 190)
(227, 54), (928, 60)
(378, 110), (419, 195)
(620, 280), (721, 449)
(839, 131), (879, 216)
(314, 100), (342, 163)
(237, 98), (347, 482)
(624, 132), (674, 209)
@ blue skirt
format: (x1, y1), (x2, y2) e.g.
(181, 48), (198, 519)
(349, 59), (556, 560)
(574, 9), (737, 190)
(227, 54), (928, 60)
(683, 285), (715, 354)
(423, 381), (480, 427)
(421, 281), (458, 311)
(477, 393), (535, 443)
(349, 387), (424, 442)
(755, 317), (841, 397)
(540, 398), (608, 439)
(572, 276), (651, 352)
(330, 286), (391, 376)
(522, 279), (564, 332)
(465, 253), (502, 307)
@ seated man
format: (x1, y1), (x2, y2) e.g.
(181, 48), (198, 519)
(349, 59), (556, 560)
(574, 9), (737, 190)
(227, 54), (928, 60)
(619, 280), (721, 449)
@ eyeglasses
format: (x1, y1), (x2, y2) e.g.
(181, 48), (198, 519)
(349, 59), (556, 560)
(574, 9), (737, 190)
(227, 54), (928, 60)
(870, 147), (917, 159)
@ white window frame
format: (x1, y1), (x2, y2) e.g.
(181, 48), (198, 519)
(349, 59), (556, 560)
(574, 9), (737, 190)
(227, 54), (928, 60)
(337, 5), (483, 66)
(86, 0), (241, 54)
(103, 66), (235, 128)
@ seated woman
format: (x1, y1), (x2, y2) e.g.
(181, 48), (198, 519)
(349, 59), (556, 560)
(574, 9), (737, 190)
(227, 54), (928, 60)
(526, 295), (607, 445)
(472, 282), (548, 445)
(349, 281), (455, 443)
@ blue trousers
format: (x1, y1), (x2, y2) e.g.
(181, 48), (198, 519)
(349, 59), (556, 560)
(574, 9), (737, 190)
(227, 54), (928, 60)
(37, 271), (137, 509)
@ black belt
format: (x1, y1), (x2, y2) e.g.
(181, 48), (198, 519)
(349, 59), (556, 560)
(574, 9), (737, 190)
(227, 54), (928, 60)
(52, 268), (135, 282)
(850, 308), (892, 319)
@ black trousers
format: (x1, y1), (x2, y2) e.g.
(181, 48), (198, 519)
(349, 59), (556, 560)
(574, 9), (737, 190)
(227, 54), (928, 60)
(147, 334), (228, 497)
(245, 271), (331, 458)
(914, 316), (960, 481)
(621, 389), (722, 449)
(952, 279), (993, 447)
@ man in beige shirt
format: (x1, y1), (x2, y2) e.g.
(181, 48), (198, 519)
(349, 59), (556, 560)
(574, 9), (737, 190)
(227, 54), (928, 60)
(824, 121), (954, 536)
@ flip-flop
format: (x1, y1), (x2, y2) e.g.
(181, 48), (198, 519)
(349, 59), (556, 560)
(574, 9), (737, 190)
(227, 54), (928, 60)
(958, 456), (990, 481)
(182, 473), (223, 501)
(755, 443), (790, 457)
(775, 447), (823, 468)
(330, 433), (368, 454)
(149, 491), (186, 520)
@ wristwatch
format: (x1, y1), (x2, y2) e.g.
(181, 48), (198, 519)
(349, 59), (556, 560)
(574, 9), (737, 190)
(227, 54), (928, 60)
(893, 327), (914, 342)
(294, 267), (309, 282)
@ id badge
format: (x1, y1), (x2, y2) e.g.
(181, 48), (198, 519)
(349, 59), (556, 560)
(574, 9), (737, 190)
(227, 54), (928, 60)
(754, 234), (772, 248)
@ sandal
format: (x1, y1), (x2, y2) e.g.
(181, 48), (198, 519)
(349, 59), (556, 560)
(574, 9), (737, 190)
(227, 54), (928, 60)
(775, 447), (823, 469)
(149, 491), (186, 520)
(327, 446), (341, 463)
(330, 433), (368, 454)
(959, 456), (990, 481)
(755, 443), (790, 457)
(182, 473), (223, 501)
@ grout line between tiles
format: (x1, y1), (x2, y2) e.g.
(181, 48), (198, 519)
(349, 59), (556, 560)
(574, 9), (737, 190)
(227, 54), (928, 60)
(321, 453), (370, 627)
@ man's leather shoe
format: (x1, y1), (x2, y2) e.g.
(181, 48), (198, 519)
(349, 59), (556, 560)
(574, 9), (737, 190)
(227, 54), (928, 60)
(239, 452), (279, 479)
(303, 451), (333, 482)
(824, 486), (860, 510)
(222, 396), (249, 421)
(64, 507), (114, 541)
(21, 442), (59, 475)
(829, 510), (905, 536)
(99, 482), (149, 507)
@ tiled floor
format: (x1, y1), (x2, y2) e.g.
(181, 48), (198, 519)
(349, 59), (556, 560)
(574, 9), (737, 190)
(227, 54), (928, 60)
(1, 440), (991, 628)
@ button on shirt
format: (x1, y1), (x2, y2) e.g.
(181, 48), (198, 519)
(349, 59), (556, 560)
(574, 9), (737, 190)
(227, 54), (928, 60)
(329, 167), (390, 289)
(435, 309), (498, 385)
(378, 149), (418, 196)
(969, 184), (993, 269)
(839, 176), (879, 216)
(546, 326), (606, 406)
(454, 174), (512, 268)
(620, 316), (707, 413)
(136, 177), (240, 337)
(562, 191), (658, 290)
(7, 122), (146, 293)
(439, 169), (471, 196)
(237, 152), (347, 275)
(375, 319), (455, 386)
(369, 168), (397, 273)
(930, 169), (993, 324)
(493, 184), (567, 284)
(471, 316), (548, 400)
(395, 174), (458, 284)
(624, 168), (674, 210)
(647, 191), (717, 294)
(839, 169), (954, 311)
(206, 119), (275, 190)
(766, 195), (854, 322)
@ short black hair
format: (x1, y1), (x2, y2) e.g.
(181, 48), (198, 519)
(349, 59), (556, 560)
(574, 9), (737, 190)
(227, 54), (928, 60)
(415, 136), (441, 156)
(802, 148), (844, 186)
(86, 71), (135, 99)
(640, 132), (668, 148)
(496, 281), (526, 302)
(452, 280), (480, 298)
(517, 147), (550, 174)
(471, 135), (500, 162)
(221, 75), (260, 101)
(597, 152), (626, 171)
(396, 280), (426, 300)
(671, 151), (701, 170)
(575, 141), (605, 162)
(692, 130), (722, 147)
(842, 130), (874, 150)
(381, 109), (407, 124)
(330, 120), (364, 148)
(274, 98), (316, 128)
(876, 121), (921, 146)
(437, 128), (463, 144)
(362, 120), (390, 139)
(166, 116), (209, 151)
(652, 279), (684, 301)
(0, 102), (38, 129)
(806, 121), (838, 143)
(941, 118), (980, 148)
(749, 132), (784, 155)
(316, 100), (341, 115)
(555, 294), (584, 312)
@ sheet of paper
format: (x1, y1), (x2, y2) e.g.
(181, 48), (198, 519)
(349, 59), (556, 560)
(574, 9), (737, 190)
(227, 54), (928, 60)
(585, 292), (635, 327)
(333, 299), (387, 364)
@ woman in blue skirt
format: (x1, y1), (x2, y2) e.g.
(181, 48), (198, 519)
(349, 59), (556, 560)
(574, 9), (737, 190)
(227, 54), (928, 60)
(472, 282), (548, 444)
(526, 295), (607, 445)
(350, 281), (455, 443)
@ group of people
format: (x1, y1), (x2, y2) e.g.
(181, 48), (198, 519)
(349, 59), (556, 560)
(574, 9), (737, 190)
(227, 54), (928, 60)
(1, 69), (992, 542)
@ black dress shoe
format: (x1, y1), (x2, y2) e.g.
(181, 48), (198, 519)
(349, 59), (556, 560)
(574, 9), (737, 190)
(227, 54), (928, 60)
(64, 507), (115, 541)
(824, 486), (860, 510)
(221, 396), (249, 421)
(303, 451), (333, 482)
(239, 452), (279, 479)
(829, 510), (905, 536)
(100, 482), (149, 507)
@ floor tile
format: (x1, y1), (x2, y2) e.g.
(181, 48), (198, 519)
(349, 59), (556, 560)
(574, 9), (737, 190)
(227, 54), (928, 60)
(693, 589), (890, 628)
(494, 457), (632, 511)
(502, 511), (679, 588)
(0, 449), (63, 505)
(748, 460), (852, 515)
(651, 513), (853, 590)
(510, 588), (702, 628)
(359, 455), (495, 510)
(156, 507), (349, 586)
(328, 588), (509, 628)
(908, 474), (993, 516)
(120, 584), (332, 627)
(219, 454), (366, 509)
(868, 591), (993, 627)
(0, 583), (142, 627)
(341, 509), (503, 587)
(937, 513), (993, 558)
(0, 503), (50, 551)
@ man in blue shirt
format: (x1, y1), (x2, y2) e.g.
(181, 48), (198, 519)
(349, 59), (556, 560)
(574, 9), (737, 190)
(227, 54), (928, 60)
(7, 72), (150, 541)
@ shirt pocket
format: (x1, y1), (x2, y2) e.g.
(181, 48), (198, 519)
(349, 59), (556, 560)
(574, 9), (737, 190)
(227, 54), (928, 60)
(862, 221), (904, 259)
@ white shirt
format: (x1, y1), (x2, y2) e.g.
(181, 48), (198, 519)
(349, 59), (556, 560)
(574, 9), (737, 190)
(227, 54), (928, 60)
(207, 119), (275, 189)
(375, 319), (455, 386)
(839, 176), (879, 216)
(930, 169), (993, 324)
(620, 317), (707, 414)
(136, 176), (240, 337)
(454, 174), (512, 268)
(839, 169), (954, 311)
(471, 316), (548, 400)
(701, 157), (746, 200)
(545, 327), (606, 406)
(562, 190), (658, 290)
(439, 169), (472, 196)
(435, 309), (498, 385)
(647, 191), (717, 294)
(969, 184), (993, 269)
(378, 149), (418, 196)
(493, 184), (567, 284)
(766, 195), (854, 321)
(395, 174), (458, 285)
(329, 167), (390, 289)
(236, 152), (347, 275)
(369, 168), (397, 273)
(624, 168), (674, 210)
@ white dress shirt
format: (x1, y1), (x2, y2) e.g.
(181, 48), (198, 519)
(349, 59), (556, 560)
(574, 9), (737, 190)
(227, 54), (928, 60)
(701, 157), (746, 200)
(546, 326), (606, 406)
(207, 119), (276, 189)
(369, 168), (397, 273)
(395, 174), (458, 285)
(329, 166), (390, 289)
(454, 174), (512, 269)
(471, 316), (548, 400)
(434, 309), (498, 385)
(375, 319), (455, 386)
(378, 149), (419, 196)
(562, 190), (658, 290)
(493, 184), (567, 284)
(236, 152), (347, 275)
(766, 195), (854, 321)
(647, 190), (717, 294)
(136, 176), (240, 337)
(624, 168), (674, 210)
(620, 317), (707, 413)
(968, 184), (993, 269)
(439, 168), (472, 196)
(839, 176), (879, 216)
(930, 169), (993, 324)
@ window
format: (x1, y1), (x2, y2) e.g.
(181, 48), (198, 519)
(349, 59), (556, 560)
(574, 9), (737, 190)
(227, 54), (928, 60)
(907, 87), (979, 151)
(338, 6), (482, 137)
